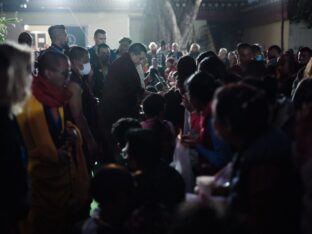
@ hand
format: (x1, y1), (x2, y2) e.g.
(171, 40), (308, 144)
(57, 144), (71, 163)
(65, 122), (78, 146)
(181, 134), (197, 148)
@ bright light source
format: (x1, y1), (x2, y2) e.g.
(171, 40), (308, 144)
(20, 3), (27, 8)
(24, 24), (29, 30)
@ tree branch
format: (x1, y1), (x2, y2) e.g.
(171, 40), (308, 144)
(161, 0), (182, 42)
(179, 0), (203, 48)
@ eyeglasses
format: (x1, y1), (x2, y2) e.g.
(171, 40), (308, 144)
(54, 70), (72, 78)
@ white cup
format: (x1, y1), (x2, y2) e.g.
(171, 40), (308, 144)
(195, 176), (215, 201)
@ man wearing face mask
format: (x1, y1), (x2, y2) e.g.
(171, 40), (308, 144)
(92, 43), (111, 98)
(67, 46), (98, 171)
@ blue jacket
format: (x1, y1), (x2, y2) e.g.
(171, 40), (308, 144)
(195, 117), (232, 169)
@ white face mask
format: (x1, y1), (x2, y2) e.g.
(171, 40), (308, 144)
(80, 62), (91, 75)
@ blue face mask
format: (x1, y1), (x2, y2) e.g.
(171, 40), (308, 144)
(255, 54), (264, 61)
(269, 58), (278, 65)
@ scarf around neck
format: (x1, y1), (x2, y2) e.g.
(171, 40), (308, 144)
(32, 74), (72, 107)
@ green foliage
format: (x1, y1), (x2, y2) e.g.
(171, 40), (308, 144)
(0, 16), (22, 42)
(292, 0), (312, 28)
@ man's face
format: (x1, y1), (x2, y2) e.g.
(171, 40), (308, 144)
(191, 45), (199, 53)
(76, 54), (89, 71)
(98, 47), (110, 63)
(172, 44), (178, 51)
(219, 51), (227, 60)
(151, 45), (157, 52)
(119, 42), (130, 54)
(298, 51), (311, 65)
(238, 48), (253, 66)
(47, 59), (71, 88)
(268, 49), (279, 60)
(58, 29), (68, 48)
(130, 52), (146, 66)
(56, 29), (68, 48)
(94, 33), (107, 46)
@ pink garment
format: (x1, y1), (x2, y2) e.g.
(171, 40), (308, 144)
(141, 118), (155, 129)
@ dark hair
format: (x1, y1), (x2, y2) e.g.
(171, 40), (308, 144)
(98, 43), (110, 52)
(177, 56), (196, 79)
(91, 164), (134, 204)
(176, 56), (197, 92)
(223, 73), (242, 85)
(268, 45), (282, 54)
(111, 118), (141, 148)
(261, 75), (278, 104)
(129, 43), (147, 55)
(143, 94), (165, 117)
(146, 85), (158, 93)
(198, 56), (226, 81)
(286, 49), (294, 56)
(237, 43), (252, 51)
(160, 40), (166, 46)
(143, 93), (176, 163)
(94, 29), (106, 37)
(186, 71), (220, 105)
(242, 76), (278, 104)
(38, 51), (68, 76)
(292, 78), (312, 111)
(48, 25), (66, 40)
(245, 60), (267, 78)
(68, 46), (88, 61)
(127, 203), (171, 234)
(196, 50), (217, 65)
(214, 83), (269, 138)
(251, 44), (262, 54)
(126, 128), (160, 169)
(166, 57), (175, 64)
(119, 37), (132, 44)
(171, 202), (222, 234)
(277, 53), (296, 75)
(164, 89), (183, 128)
(18, 32), (33, 46)
(299, 47), (312, 55)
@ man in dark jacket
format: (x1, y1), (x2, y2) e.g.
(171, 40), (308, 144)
(88, 29), (107, 69)
(100, 43), (147, 162)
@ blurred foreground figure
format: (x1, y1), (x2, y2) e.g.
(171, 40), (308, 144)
(18, 51), (89, 234)
(0, 42), (32, 234)
(212, 83), (301, 234)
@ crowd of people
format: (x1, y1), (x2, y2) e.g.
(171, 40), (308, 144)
(1, 24), (312, 234)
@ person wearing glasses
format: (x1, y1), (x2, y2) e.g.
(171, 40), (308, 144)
(17, 51), (90, 234)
